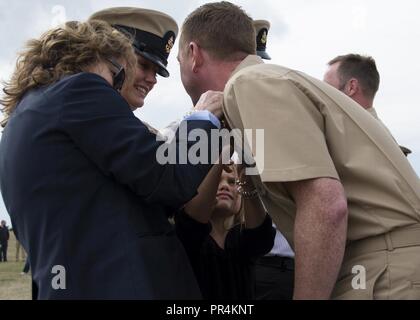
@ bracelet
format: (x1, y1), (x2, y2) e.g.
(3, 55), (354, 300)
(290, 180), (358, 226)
(236, 179), (253, 188)
(236, 179), (246, 187)
(236, 179), (258, 199)
(237, 186), (259, 199)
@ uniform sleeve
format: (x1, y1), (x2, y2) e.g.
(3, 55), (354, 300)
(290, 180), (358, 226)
(227, 214), (276, 261)
(174, 209), (211, 259)
(59, 73), (218, 208)
(224, 76), (339, 182)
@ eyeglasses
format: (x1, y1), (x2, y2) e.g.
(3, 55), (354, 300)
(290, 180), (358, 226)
(106, 58), (126, 91)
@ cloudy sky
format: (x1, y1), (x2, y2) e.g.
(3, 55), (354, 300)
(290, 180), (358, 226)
(1, 0), (419, 225)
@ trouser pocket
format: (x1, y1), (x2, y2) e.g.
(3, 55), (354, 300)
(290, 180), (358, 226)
(333, 263), (388, 300)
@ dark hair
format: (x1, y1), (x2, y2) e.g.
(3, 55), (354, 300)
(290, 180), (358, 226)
(180, 1), (256, 61)
(328, 54), (380, 99)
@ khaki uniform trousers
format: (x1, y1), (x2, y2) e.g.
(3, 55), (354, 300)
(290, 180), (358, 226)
(332, 224), (420, 299)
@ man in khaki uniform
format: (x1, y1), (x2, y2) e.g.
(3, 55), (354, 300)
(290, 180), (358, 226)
(178, 1), (420, 299)
(324, 54), (412, 156)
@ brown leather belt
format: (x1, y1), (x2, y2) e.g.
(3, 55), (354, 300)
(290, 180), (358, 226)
(345, 224), (420, 259)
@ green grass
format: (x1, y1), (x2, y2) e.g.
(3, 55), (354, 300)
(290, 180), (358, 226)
(0, 231), (31, 300)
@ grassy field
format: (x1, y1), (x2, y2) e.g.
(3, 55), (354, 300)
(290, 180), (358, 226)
(0, 231), (31, 300)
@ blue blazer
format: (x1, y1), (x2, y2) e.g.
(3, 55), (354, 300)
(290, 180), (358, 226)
(0, 73), (218, 299)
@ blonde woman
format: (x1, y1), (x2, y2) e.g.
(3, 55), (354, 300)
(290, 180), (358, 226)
(0, 16), (223, 299)
(175, 163), (275, 299)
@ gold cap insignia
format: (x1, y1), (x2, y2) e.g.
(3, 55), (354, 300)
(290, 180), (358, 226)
(165, 36), (174, 54)
(261, 31), (267, 44)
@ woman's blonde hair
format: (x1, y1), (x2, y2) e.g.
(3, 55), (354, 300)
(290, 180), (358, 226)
(1, 20), (137, 120)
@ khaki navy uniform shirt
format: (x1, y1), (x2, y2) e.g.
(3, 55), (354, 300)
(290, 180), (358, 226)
(223, 55), (420, 247)
(366, 107), (412, 156)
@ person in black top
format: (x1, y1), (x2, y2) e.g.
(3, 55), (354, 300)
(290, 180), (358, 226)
(175, 163), (276, 299)
(0, 220), (10, 262)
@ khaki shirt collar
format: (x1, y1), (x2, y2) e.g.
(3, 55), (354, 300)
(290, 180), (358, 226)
(230, 55), (264, 79)
(366, 107), (379, 120)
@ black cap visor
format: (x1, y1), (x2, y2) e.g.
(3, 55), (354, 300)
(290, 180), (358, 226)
(113, 25), (172, 77)
(134, 47), (170, 77)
